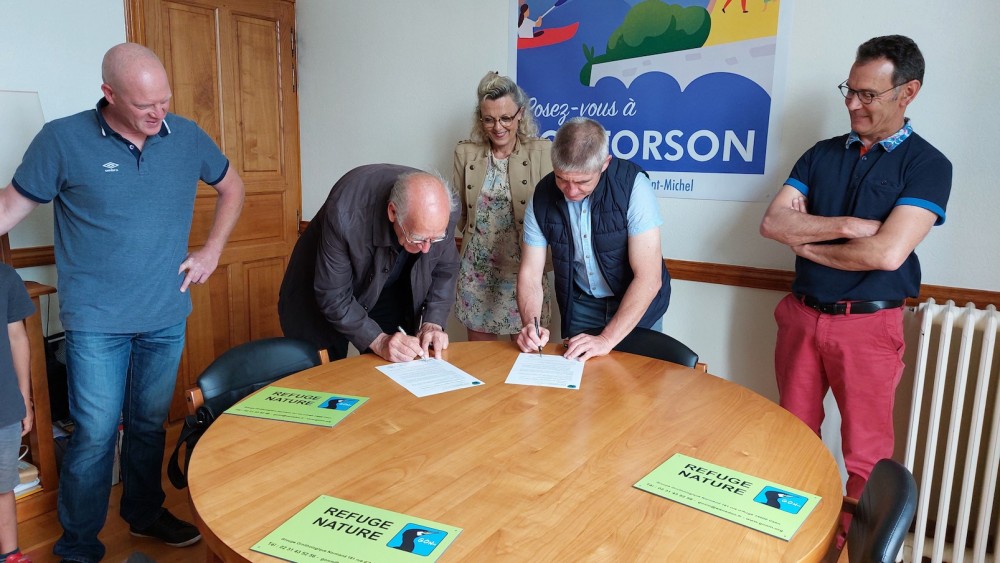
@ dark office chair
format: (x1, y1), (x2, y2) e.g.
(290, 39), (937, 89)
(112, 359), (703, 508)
(581, 326), (700, 369)
(837, 458), (918, 563)
(169, 337), (326, 488)
(185, 336), (327, 417)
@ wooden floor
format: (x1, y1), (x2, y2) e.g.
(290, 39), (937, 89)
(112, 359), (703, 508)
(17, 423), (208, 562)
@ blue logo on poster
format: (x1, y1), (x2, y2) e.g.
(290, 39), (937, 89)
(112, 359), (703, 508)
(319, 397), (357, 411)
(753, 486), (808, 514)
(387, 524), (447, 556)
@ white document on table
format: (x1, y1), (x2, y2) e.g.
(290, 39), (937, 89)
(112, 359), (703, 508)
(505, 353), (584, 389)
(375, 357), (484, 397)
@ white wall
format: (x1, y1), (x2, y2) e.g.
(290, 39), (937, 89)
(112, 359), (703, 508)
(295, 0), (512, 215)
(0, 0), (126, 335)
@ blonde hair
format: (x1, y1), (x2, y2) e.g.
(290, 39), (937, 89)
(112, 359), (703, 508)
(468, 71), (539, 145)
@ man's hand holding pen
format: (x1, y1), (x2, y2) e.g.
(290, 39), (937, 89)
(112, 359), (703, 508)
(371, 323), (448, 362)
(517, 321), (550, 354)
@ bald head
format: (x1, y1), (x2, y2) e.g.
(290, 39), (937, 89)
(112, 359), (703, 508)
(390, 171), (455, 223)
(102, 42), (167, 90)
(99, 43), (172, 141)
(387, 171), (456, 252)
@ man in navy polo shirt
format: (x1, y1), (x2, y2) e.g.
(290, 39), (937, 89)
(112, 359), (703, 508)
(0, 43), (244, 561)
(760, 35), (951, 542)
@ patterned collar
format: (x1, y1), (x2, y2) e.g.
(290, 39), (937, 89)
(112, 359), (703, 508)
(846, 118), (912, 152)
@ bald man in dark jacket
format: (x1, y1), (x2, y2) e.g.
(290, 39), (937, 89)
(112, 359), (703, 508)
(279, 164), (460, 362)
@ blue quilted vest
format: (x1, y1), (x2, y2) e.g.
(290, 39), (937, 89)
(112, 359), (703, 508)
(533, 158), (671, 336)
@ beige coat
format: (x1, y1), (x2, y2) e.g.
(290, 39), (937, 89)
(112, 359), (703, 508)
(453, 136), (552, 257)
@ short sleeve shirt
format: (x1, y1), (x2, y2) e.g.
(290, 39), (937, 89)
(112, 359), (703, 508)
(12, 100), (229, 332)
(785, 125), (952, 302)
(0, 265), (35, 427)
(523, 173), (663, 297)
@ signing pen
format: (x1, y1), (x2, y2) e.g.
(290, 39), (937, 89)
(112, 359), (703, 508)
(534, 316), (543, 357)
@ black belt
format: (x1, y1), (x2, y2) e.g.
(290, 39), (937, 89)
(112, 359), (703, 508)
(796, 295), (903, 315)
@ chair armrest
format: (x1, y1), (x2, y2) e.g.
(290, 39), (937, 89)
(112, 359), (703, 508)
(186, 387), (205, 416)
(841, 495), (859, 515)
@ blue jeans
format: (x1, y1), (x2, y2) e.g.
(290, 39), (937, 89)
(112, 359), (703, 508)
(54, 322), (186, 562)
(566, 287), (663, 338)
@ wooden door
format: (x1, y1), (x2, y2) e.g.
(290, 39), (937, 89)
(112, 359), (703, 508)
(126, 0), (301, 419)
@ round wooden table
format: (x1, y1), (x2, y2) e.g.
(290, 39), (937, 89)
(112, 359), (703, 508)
(188, 341), (842, 562)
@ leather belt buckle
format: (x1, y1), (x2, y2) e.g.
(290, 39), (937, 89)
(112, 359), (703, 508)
(824, 302), (847, 315)
(796, 295), (903, 315)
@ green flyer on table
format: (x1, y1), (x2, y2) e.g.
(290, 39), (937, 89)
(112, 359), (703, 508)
(252, 495), (462, 562)
(224, 386), (367, 427)
(634, 453), (821, 541)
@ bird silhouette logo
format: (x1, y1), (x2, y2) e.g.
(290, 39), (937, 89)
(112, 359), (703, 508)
(387, 524), (447, 556)
(762, 490), (790, 508)
(753, 486), (807, 514)
(319, 396), (356, 410)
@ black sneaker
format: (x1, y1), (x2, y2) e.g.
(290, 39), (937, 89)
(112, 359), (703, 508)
(129, 510), (202, 547)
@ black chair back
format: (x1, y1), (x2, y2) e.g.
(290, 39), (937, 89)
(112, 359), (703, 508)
(582, 327), (699, 368)
(198, 336), (323, 418)
(847, 458), (918, 563)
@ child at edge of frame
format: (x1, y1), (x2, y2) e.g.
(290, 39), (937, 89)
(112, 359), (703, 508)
(0, 262), (36, 563)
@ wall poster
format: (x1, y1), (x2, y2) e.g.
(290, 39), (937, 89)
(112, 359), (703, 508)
(515, 0), (789, 201)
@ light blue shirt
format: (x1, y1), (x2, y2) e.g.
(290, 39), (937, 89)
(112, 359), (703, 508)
(523, 174), (663, 298)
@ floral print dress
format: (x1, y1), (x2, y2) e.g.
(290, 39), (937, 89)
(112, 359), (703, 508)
(456, 155), (551, 334)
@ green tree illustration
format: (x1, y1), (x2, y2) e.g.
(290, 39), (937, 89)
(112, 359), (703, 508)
(581, 0), (711, 86)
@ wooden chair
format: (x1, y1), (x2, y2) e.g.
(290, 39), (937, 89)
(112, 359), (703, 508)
(185, 336), (328, 417)
(831, 458), (918, 563)
(581, 326), (704, 371)
(1, 232), (12, 265)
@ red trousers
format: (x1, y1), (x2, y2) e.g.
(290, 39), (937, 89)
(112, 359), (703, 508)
(774, 293), (905, 500)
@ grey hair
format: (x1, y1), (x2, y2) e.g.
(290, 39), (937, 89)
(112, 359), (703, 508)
(551, 117), (609, 173)
(468, 71), (540, 145)
(389, 170), (458, 223)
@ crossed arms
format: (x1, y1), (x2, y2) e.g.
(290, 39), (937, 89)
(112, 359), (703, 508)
(759, 184), (937, 272)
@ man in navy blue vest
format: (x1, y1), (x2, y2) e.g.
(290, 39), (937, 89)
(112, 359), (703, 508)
(516, 118), (671, 362)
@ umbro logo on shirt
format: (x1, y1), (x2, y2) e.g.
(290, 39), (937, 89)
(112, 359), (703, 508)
(103, 162), (120, 172)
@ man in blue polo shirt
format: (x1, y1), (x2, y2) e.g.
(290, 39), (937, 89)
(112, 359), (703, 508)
(516, 117), (671, 362)
(760, 35), (951, 542)
(0, 43), (244, 561)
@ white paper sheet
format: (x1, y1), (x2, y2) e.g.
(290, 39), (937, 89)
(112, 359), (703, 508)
(375, 357), (484, 397)
(505, 353), (584, 389)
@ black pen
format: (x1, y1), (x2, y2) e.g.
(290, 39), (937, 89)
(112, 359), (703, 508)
(534, 316), (543, 357)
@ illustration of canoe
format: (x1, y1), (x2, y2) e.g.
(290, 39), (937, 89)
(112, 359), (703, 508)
(517, 22), (579, 49)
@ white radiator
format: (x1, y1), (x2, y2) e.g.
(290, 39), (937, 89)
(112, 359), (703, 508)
(898, 299), (999, 563)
